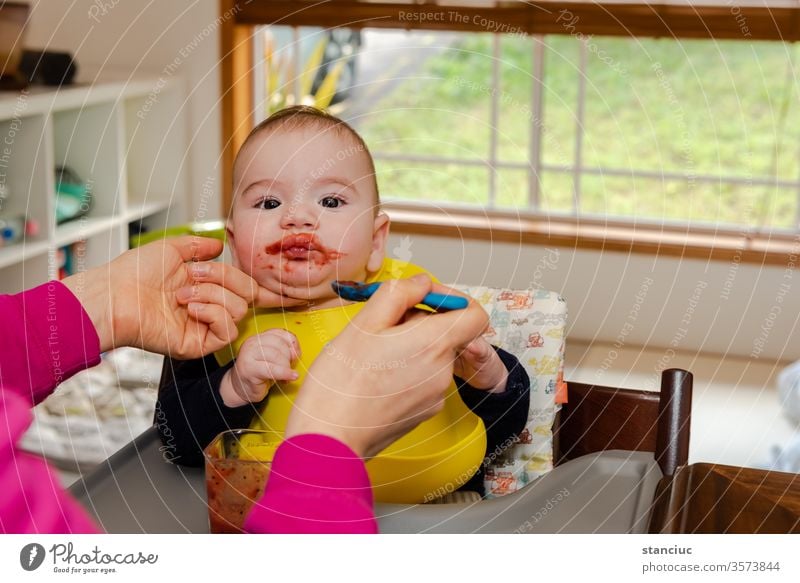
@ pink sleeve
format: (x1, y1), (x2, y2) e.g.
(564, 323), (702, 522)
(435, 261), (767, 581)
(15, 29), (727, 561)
(0, 281), (100, 404)
(244, 434), (378, 534)
(0, 281), (101, 533)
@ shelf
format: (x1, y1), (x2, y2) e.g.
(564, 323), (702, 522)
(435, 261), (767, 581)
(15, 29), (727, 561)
(0, 75), (165, 121)
(1, 76), (186, 285)
(0, 239), (50, 270)
(125, 199), (172, 222)
(54, 216), (117, 247)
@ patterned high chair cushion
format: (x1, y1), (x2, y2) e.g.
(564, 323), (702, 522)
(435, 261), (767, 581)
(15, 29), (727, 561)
(452, 285), (568, 498)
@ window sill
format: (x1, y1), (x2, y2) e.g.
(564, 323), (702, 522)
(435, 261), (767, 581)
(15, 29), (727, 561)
(384, 203), (800, 266)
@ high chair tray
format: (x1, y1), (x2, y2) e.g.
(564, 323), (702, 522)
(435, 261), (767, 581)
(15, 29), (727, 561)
(70, 427), (661, 533)
(376, 450), (662, 533)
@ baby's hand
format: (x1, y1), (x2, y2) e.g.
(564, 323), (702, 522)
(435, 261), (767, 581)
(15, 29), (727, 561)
(453, 337), (508, 394)
(220, 329), (301, 408)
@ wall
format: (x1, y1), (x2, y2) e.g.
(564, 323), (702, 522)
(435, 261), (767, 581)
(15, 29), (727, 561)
(24, 0), (224, 220)
(387, 232), (800, 364)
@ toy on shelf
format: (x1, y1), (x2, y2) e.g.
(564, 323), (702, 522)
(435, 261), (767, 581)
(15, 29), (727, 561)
(55, 165), (92, 225)
(0, 214), (39, 247)
(56, 240), (87, 279)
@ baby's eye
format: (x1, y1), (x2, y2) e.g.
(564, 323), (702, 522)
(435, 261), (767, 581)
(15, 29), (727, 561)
(256, 197), (281, 210)
(320, 195), (344, 209)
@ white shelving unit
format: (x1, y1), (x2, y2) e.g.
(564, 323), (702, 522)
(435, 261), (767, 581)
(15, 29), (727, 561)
(0, 76), (188, 293)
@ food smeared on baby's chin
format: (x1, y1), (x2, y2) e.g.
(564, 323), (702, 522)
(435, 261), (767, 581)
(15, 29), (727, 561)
(257, 232), (344, 274)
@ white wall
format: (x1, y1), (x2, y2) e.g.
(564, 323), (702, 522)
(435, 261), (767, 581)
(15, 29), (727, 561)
(24, 0), (224, 219)
(387, 232), (800, 364)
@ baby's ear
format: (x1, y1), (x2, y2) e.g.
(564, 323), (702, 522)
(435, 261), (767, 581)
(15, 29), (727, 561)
(226, 225), (241, 269)
(367, 212), (390, 273)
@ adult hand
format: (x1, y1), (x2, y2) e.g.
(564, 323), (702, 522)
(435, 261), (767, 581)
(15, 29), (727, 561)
(63, 236), (304, 357)
(284, 275), (489, 459)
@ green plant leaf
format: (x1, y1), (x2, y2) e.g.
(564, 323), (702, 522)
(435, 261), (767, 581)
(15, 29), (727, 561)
(301, 37), (328, 97)
(314, 60), (346, 109)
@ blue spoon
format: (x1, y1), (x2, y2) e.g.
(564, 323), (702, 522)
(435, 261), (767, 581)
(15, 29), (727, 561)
(332, 280), (469, 311)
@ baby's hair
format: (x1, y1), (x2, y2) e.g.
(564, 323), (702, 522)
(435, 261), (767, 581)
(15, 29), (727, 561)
(236, 105), (380, 207)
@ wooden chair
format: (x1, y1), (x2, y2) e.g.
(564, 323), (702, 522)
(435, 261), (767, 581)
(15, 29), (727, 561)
(553, 368), (693, 477)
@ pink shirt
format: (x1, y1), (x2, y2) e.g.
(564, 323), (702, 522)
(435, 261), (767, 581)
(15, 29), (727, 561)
(0, 281), (376, 534)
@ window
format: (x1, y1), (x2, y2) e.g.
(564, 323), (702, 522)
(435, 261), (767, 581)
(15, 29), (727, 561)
(254, 25), (800, 233)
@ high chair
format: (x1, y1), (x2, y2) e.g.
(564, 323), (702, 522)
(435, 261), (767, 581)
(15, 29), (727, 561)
(152, 279), (693, 532)
(554, 368), (692, 477)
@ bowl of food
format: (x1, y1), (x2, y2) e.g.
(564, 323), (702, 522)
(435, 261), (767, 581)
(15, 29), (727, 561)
(204, 429), (280, 533)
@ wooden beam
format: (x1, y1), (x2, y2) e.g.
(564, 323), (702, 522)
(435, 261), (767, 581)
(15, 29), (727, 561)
(220, 0), (254, 215)
(233, 1), (800, 42)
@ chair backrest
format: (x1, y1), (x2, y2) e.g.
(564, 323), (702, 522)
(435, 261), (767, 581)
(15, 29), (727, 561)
(553, 368), (693, 476)
(453, 285), (568, 497)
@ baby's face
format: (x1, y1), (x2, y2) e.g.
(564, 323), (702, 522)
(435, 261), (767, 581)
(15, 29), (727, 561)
(228, 127), (388, 307)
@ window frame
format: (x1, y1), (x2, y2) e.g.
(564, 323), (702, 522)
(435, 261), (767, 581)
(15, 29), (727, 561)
(220, 0), (800, 265)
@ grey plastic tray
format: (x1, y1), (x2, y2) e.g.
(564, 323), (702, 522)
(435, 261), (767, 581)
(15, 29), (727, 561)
(70, 427), (662, 533)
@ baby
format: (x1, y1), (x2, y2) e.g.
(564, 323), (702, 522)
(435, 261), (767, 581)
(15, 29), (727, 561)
(157, 106), (530, 502)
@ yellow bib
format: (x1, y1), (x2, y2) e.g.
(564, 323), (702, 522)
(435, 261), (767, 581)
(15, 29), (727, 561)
(215, 258), (486, 503)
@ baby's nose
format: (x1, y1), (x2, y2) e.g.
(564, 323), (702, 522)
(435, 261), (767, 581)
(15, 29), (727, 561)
(280, 203), (317, 229)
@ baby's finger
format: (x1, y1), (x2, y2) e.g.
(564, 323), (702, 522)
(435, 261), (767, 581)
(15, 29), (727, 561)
(263, 328), (298, 344)
(464, 337), (489, 359)
(187, 302), (238, 347)
(263, 363), (299, 382)
(284, 331), (301, 359)
(249, 344), (287, 366)
(255, 330), (300, 360)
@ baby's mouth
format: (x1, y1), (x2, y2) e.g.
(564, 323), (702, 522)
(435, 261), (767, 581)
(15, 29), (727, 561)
(265, 233), (342, 263)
